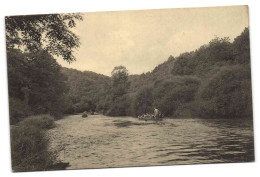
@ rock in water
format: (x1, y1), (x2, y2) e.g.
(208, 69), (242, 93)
(82, 111), (88, 118)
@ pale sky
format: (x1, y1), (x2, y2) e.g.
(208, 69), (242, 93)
(57, 6), (249, 76)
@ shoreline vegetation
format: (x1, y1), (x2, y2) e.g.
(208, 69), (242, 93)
(7, 24), (252, 171)
(66, 112), (253, 120)
(10, 114), (69, 172)
(60, 27), (252, 120)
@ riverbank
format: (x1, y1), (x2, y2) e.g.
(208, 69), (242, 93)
(10, 114), (69, 172)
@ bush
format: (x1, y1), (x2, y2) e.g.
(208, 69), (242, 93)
(18, 114), (55, 129)
(10, 115), (62, 172)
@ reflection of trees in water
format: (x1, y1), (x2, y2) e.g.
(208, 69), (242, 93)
(184, 119), (255, 163)
(198, 118), (253, 129)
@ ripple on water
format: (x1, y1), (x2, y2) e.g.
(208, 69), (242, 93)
(47, 115), (254, 169)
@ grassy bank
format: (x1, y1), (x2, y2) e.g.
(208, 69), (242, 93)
(10, 114), (68, 172)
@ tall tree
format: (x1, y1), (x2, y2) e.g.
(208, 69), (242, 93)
(111, 66), (130, 98)
(5, 13), (83, 62)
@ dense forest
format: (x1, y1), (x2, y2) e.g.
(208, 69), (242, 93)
(60, 27), (252, 119)
(8, 27), (252, 125)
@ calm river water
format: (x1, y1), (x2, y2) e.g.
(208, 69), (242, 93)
(47, 114), (254, 169)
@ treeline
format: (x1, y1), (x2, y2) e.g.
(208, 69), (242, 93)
(93, 28), (252, 119)
(8, 27), (252, 124)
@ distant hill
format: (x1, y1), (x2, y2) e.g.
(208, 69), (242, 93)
(128, 55), (176, 93)
(61, 67), (110, 104)
(62, 54), (177, 97)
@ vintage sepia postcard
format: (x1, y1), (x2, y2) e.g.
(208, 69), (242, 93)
(6, 5), (254, 172)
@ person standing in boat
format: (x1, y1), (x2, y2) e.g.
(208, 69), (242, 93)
(154, 108), (159, 120)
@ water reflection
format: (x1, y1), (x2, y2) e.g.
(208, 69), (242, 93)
(47, 115), (254, 169)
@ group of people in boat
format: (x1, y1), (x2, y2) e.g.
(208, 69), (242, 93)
(138, 108), (163, 121)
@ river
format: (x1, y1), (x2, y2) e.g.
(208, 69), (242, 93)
(46, 114), (254, 170)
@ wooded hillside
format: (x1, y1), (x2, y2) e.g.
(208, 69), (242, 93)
(8, 27), (252, 124)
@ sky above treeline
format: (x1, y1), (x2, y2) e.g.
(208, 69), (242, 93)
(57, 6), (249, 76)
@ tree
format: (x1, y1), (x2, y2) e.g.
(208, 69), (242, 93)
(7, 49), (28, 101)
(5, 13), (83, 62)
(7, 49), (68, 119)
(26, 50), (68, 116)
(101, 66), (131, 116)
(111, 66), (130, 98)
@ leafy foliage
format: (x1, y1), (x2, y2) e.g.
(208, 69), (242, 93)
(172, 28), (250, 77)
(7, 49), (68, 122)
(106, 94), (132, 116)
(232, 28), (250, 64)
(9, 97), (31, 124)
(197, 65), (252, 118)
(111, 66), (130, 98)
(133, 87), (154, 117)
(153, 77), (200, 116)
(61, 68), (109, 114)
(170, 28), (252, 118)
(5, 13), (83, 62)
(18, 114), (55, 129)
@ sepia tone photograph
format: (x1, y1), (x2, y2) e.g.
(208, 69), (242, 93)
(5, 5), (254, 172)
